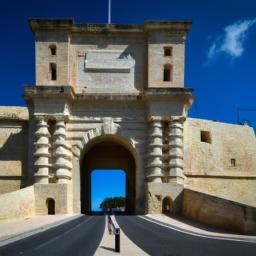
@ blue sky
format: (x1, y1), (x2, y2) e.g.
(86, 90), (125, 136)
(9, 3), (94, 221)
(1, 0), (256, 209)
(1, 0), (256, 124)
(91, 170), (126, 211)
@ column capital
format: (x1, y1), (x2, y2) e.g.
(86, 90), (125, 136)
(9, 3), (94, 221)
(54, 115), (68, 122)
(169, 116), (186, 123)
(34, 115), (48, 122)
(148, 116), (162, 122)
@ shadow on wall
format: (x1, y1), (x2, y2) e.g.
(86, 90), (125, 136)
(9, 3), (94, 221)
(0, 121), (28, 193)
(182, 189), (256, 235)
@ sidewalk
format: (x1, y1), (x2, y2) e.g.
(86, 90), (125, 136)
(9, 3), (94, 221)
(146, 214), (256, 241)
(94, 216), (148, 256)
(0, 214), (80, 245)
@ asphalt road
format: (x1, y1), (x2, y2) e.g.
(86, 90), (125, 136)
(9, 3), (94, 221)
(0, 215), (105, 256)
(116, 215), (256, 256)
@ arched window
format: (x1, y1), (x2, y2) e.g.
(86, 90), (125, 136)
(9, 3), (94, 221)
(162, 197), (173, 215)
(50, 63), (57, 81)
(163, 64), (172, 82)
(46, 198), (55, 215)
(49, 44), (56, 56)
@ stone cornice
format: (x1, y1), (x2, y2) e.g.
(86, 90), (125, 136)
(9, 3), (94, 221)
(144, 88), (194, 106)
(24, 85), (194, 105)
(29, 19), (192, 35)
(24, 85), (75, 101)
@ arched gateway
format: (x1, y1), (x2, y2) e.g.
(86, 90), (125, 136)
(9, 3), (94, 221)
(80, 136), (136, 214)
(25, 19), (193, 216)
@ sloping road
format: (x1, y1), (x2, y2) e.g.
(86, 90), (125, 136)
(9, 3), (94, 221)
(0, 215), (104, 256)
(116, 215), (256, 256)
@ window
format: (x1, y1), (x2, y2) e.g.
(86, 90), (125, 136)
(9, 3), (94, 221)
(50, 63), (57, 81)
(49, 44), (56, 55)
(231, 158), (236, 167)
(200, 130), (211, 143)
(164, 47), (172, 56)
(163, 64), (172, 82)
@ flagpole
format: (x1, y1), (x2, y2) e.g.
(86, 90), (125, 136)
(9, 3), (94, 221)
(108, 0), (111, 24)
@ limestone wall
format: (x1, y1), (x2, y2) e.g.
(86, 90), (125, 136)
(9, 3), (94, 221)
(147, 30), (185, 88)
(182, 189), (256, 234)
(72, 37), (146, 93)
(0, 186), (35, 221)
(35, 31), (69, 86)
(33, 21), (189, 92)
(0, 107), (29, 195)
(184, 118), (256, 206)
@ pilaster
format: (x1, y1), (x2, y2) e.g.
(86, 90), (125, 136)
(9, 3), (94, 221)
(146, 118), (163, 183)
(53, 119), (72, 183)
(168, 117), (185, 183)
(34, 118), (50, 184)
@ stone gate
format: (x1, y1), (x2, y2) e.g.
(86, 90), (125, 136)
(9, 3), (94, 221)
(24, 19), (193, 214)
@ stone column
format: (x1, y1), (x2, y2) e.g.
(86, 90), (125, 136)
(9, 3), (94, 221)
(53, 119), (72, 183)
(146, 118), (163, 183)
(168, 117), (185, 183)
(34, 118), (50, 184)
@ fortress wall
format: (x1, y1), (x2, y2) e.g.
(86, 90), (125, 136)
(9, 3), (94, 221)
(0, 186), (35, 221)
(185, 178), (256, 207)
(184, 118), (256, 206)
(0, 107), (29, 195)
(182, 189), (256, 234)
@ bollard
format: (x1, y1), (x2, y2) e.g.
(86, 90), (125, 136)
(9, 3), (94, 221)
(115, 228), (120, 253)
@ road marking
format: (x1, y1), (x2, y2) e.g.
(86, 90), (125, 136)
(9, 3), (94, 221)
(0, 215), (82, 247)
(139, 216), (256, 244)
(28, 216), (94, 252)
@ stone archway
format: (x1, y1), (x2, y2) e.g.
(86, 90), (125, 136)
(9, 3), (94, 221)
(80, 136), (136, 215)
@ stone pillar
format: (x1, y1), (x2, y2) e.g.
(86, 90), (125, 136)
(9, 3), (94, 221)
(34, 118), (50, 184)
(146, 118), (163, 183)
(168, 117), (185, 183)
(53, 119), (72, 183)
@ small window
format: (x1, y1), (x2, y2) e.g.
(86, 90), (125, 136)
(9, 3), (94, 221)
(201, 130), (211, 144)
(164, 47), (172, 56)
(231, 158), (236, 167)
(163, 64), (172, 82)
(49, 45), (56, 55)
(50, 63), (57, 81)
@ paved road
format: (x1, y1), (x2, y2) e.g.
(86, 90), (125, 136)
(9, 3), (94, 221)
(116, 215), (256, 256)
(0, 215), (105, 256)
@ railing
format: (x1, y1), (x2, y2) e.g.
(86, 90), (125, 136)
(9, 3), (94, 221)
(108, 215), (120, 253)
